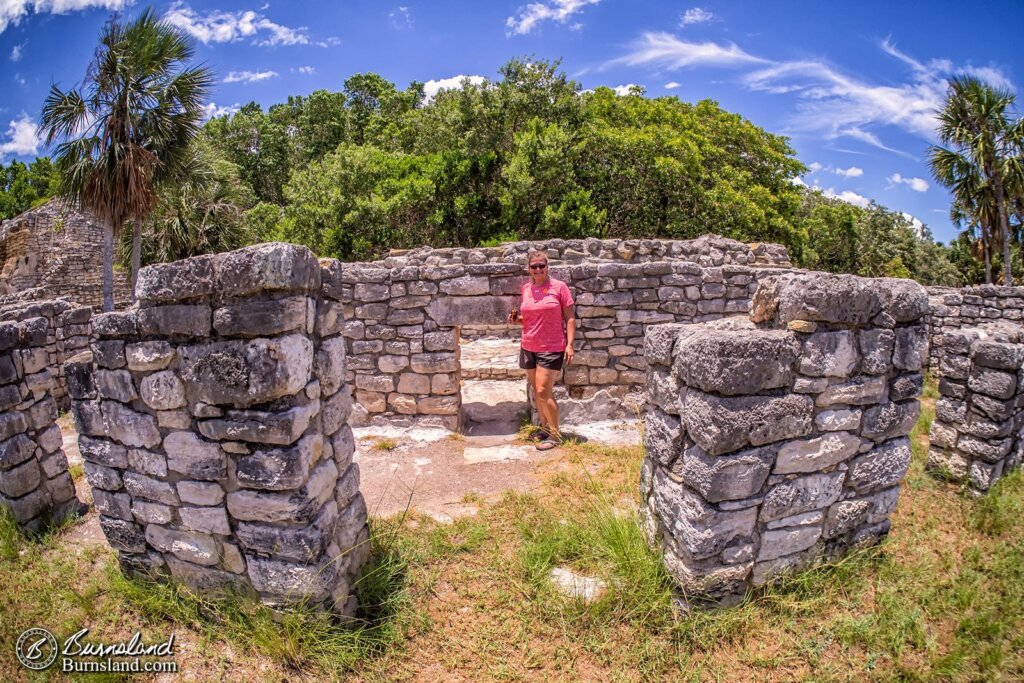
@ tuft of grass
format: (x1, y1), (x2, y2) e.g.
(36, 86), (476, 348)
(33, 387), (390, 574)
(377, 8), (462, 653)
(968, 468), (1024, 535)
(110, 518), (412, 676)
(371, 437), (399, 452)
(69, 462), (85, 481)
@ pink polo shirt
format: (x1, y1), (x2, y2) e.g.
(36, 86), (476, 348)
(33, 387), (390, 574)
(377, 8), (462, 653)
(520, 278), (574, 353)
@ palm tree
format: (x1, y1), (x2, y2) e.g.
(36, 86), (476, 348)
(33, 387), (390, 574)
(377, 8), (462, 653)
(929, 76), (1019, 286)
(40, 8), (212, 310)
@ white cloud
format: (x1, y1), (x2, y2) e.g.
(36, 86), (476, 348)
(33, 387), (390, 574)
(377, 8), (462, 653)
(960, 65), (1016, 92)
(297, 65), (314, 74)
(822, 187), (871, 208)
(422, 75), (486, 102)
(789, 176), (807, 187)
(0, 113), (41, 157)
(835, 166), (863, 178)
(316, 36), (341, 47)
(163, 2), (309, 47)
(506, 0), (600, 36)
(202, 102), (240, 119)
(888, 172), (929, 192)
(606, 32), (766, 70)
(0, 0), (134, 34)
(664, 81), (681, 90)
(807, 161), (823, 173)
(223, 70), (278, 84)
(389, 5), (411, 29)
(900, 211), (925, 235)
(680, 7), (713, 26)
(14, 72), (25, 86)
(10, 41), (23, 61)
(612, 83), (642, 96)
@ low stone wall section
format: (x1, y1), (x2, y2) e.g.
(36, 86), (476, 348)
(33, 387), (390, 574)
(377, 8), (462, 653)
(340, 236), (794, 427)
(66, 243), (368, 614)
(0, 316), (79, 530)
(0, 298), (92, 410)
(927, 285), (1024, 374)
(927, 326), (1024, 494)
(641, 273), (928, 602)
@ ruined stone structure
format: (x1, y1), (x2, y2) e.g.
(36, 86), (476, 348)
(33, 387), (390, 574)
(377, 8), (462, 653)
(0, 315), (79, 530)
(66, 243), (368, 613)
(0, 298), (92, 410)
(927, 285), (1024, 374)
(641, 272), (928, 602)
(340, 236), (793, 428)
(0, 200), (131, 310)
(928, 326), (1024, 494)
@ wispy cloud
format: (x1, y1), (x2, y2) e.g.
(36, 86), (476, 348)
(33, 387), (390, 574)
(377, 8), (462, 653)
(664, 81), (681, 90)
(680, 7), (713, 26)
(835, 166), (863, 178)
(297, 65), (315, 74)
(10, 42), (23, 61)
(202, 102), (240, 119)
(163, 2), (310, 46)
(14, 72), (25, 86)
(390, 6), (412, 29)
(888, 172), (929, 192)
(422, 75), (486, 102)
(0, 0), (134, 34)
(223, 70), (278, 84)
(0, 113), (41, 157)
(606, 32), (765, 70)
(506, 0), (600, 36)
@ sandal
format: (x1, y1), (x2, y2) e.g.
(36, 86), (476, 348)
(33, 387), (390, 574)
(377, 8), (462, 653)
(536, 438), (558, 451)
(527, 428), (550, 442)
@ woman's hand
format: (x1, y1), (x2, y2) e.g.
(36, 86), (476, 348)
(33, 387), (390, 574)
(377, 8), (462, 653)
(565, 347), (575, 366)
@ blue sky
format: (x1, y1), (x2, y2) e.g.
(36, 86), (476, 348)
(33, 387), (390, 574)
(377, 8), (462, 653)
(1, 0), (1022, 244)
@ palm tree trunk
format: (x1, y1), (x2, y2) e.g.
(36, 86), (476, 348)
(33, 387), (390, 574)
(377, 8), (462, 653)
(102, 219), (115, 312)
(131, 220), (141, 304)
(982, 225), (992, 284)
(994, 174), (1013, 285)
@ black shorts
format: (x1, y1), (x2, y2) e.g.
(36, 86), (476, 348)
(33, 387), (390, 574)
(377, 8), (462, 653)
(519, 349), (565, 371)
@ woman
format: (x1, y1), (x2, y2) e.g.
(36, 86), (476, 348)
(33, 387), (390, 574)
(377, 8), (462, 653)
(508, 249), (576, 451)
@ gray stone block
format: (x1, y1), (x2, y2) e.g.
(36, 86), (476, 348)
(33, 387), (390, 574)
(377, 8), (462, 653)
(675, 443), (773, 502)
(774, 431), (865, 474)
(199, 401), (319, 445)
(861, 400), (920, 442)
(236, 434), (321, 491)
(757, 526), (822, 562)
(800, 330), (858, 378)
(213, 297), (309, 337)
(643, 409), (683, 467)
(79, 436), (128, 468)
(683, 390), (813, 456)
(760, 472), (845, 522)
(847, 438), (912, 494)
(674, 326), (798, 395)
(101, 401), (161, 449)
(653, 469), (757, 560)
(164, 432), (226, 481)
(123, 471), (180, 506)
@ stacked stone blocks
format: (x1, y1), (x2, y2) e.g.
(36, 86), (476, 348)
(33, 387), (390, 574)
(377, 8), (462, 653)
(926, 285), (1024, 374)
(641, 273), (928, 601)
(341, 235), (792, 426)
(0, 315), (78, 530)
(927, 326), (1024, 494)
(67, 243), (368, 614)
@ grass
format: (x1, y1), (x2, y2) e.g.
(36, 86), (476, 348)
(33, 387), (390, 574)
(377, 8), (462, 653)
(369, 437), (400, 452)
(2, 380), (1023, 680)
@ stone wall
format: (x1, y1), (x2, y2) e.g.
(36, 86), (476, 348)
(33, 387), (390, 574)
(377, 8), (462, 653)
(0, 299), (92, 410)
(66, 243), (368, 614)
(927, 285), (1024, 374)
(340, 236), (793, 427)
(0, 200), (131, 310)
(0, 316), (79, 530)
(927, 326), (1024, 494)
(641, 273), (928, 603)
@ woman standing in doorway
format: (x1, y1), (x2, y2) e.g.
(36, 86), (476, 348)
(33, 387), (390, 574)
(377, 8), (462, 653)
(508, 250), (576, 450)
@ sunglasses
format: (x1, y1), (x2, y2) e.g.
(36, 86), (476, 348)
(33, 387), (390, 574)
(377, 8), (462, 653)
(529, 263), (548, 270)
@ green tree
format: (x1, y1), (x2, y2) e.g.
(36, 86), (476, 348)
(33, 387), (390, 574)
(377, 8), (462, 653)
(40, 9), (212, 309)
(930, 76), (1021, 285)
(0, 158), (59, 220)
(203, 102), (292, 205)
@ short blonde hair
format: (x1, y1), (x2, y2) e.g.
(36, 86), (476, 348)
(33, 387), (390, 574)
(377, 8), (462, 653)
(527, 249), (548, 265)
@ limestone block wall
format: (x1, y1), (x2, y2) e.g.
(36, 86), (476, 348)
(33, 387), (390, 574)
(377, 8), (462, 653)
(641, 273), (928, 602)
(0, 298), (92, 410)
(340, 236), (793, 427)
(0, 316), (78, 530)
(927, 326), (1024, 494)
(0, 200), (131, 309)
(66, 243), (368, 614)
(927, 285), (1024, 374)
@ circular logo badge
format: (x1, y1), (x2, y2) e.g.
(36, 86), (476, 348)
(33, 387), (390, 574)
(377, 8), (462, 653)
(16, 628), (58, 671)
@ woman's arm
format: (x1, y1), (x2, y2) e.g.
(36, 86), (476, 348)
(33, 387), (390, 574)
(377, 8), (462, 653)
(563, 305), (576, 365)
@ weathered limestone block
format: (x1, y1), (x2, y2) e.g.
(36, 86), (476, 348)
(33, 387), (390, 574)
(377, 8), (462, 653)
(684, 390), (814, 456)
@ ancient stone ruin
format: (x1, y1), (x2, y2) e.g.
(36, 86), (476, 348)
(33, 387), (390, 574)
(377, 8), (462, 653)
(928, 326), (1024, 494)
(641, 272), (928, 602)
(0, 199), (131, 310)
(0, 314), (79, 531)
(65, 243), (368, 613)
(339, 236), (792, 427)
(927, 285), (1024, 371)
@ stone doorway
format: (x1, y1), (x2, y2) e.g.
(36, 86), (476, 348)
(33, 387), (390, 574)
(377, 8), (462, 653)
(458, 335), (528, 436)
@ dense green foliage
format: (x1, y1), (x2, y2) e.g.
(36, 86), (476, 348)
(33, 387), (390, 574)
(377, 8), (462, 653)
(0, 158), (59, 221)
(4, 58), (967, 285)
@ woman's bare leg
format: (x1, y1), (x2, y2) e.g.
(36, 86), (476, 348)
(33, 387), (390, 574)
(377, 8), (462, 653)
(534, 366), (560, 439)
